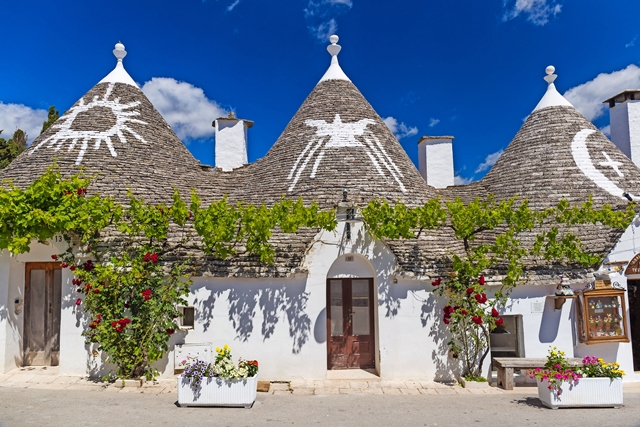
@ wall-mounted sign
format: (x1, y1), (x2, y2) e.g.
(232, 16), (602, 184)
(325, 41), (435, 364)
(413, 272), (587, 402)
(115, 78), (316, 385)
(531, 301), (545, 314)
(625, 253), (640, 275)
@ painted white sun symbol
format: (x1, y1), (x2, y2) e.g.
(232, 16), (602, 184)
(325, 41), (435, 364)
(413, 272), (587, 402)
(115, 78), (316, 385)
(29, 82), (148, 165)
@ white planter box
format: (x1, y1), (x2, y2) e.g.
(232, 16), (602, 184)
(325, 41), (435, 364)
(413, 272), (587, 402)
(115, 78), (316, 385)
(177, 375), (258, 408)
(537, 377), (623, 409)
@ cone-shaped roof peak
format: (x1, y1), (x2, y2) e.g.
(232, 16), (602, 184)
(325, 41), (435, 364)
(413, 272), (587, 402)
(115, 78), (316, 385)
(99, 42), (137, 87)
(533, 65), (573, 112)
(318, 35), (351, 83)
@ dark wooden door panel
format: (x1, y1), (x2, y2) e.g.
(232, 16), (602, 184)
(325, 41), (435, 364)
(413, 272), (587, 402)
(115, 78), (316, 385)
(327, 278), (375, 370)
(24, 263), (61, 367)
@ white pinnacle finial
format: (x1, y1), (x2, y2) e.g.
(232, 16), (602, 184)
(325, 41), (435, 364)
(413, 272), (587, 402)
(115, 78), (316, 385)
(318, 34), (350, 83)
(327, 35), (341, 58)
(544, 65), (557, 84)
(113, 42), (127, 62)
(99, 41), (137, 87)
(533, 64), (573, 112)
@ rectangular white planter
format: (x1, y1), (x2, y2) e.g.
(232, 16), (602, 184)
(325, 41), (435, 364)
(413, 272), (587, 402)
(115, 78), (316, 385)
(177, 375), (258, 408)
(537, 377), (623, 409)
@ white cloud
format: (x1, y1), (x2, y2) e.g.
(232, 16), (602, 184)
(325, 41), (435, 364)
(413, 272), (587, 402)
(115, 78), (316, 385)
(564, 64), (640, 122)
(0, 103), (48, 144)
(141, 77), (228, 141)
(502, 0), (562, 26)
(454, 175), (474, 186)
(428, 117), (440, 128)
(626, 36), (637, 48)
(600, 125), (611, 138)
(226, 0), (240, 11)
(475, 149), (504, 173)
(304, 0), (353, 42)
(383, 116), (418, 140)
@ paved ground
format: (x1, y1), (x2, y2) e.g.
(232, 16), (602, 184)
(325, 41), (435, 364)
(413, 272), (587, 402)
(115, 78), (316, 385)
(1, 368), (640, 427)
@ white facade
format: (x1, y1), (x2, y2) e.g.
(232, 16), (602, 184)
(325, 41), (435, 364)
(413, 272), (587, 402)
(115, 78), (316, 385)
(417, 136), (455, 189)
(610, 100), (640, 169)
(214, 118), (251, 171)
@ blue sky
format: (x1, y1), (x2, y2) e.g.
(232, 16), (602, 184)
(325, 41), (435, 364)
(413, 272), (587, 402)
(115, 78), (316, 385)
(2, 0), (640, 184)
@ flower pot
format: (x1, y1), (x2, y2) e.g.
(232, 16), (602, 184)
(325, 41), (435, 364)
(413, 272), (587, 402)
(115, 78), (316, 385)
(537, 377), (623, 409)
(177, 375), (258, 408)
(460, 378), (490, 389)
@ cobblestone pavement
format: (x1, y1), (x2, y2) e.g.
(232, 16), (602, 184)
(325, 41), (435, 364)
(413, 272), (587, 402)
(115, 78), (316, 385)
(3, 366), (640, 427)
(0, 366), (505, 396)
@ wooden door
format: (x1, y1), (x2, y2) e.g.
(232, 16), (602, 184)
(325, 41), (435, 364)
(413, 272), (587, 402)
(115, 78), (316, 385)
(327, 278), (375, 370)
(24, 263), (62, 366)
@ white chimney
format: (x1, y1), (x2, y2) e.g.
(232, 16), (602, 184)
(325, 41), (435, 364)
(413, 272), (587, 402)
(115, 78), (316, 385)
(417, 136), (455, 188)
(213, 112), (253, 171)
(604, 90), (640, 167)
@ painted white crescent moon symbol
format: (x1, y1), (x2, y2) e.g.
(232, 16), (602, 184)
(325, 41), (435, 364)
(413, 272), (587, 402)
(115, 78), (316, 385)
(571, 129), (635, 200)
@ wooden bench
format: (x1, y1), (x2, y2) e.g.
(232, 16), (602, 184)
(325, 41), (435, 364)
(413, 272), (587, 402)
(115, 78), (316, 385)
(492, 357), (583, 390)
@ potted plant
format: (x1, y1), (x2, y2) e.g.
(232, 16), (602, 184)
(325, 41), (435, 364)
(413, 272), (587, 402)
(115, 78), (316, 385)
(527, 347), (624, 409)
(178, 345), (259, 408)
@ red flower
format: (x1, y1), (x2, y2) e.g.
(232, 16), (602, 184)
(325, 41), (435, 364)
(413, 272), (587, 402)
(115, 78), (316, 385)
(142, 289), (152, 301)
(472, 315), (483, 325)
(143, 252), (151, 262)
(150, 253), (159, 263)
(83, 260), (95, 271)
(474, 293), (487, 304)
(460, 309), (468, 315)
(495, 317), (504, 326)
(51, 255), (58, 260)
(61, 263), (68, 268)
(491, 308), (499, 318)
(124, 303), (130, 309)
(466, 287), (474, 294)
(166, 328), (175, 335)
(478, 275), (486, 285)
(188, 211), (193, 218)
(89, 322), (97, 329)
(97, 314), (102, 321)
(111, 321), (118, 328)
(443, 317), (450, 325)
(93, 289), (99, 294)
(443, 306), (454, 315)
(75, 298), (82, 306)
(69, 265), (76, 271)
(432, 278), (442, 287)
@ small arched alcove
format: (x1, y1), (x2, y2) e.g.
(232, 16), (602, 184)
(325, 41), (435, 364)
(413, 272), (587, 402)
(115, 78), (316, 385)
(326, 254), (379, 375)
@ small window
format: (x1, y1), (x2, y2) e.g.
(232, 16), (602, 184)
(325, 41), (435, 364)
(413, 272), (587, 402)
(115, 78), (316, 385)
(178, 306), (195, 329)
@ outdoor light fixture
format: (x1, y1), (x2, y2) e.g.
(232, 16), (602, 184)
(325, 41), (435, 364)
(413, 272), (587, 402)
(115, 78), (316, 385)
(342, 188), (348, 202)
(623, 191), (633, 202)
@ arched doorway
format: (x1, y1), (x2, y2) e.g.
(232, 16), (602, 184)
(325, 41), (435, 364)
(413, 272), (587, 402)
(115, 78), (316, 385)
(326, 254), (377, 370)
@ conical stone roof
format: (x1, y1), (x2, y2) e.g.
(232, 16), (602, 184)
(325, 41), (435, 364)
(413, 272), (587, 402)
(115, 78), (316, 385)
(443, 67), (640, 281)
(212, 37), (436, 208)
(1, 44), (202, 204)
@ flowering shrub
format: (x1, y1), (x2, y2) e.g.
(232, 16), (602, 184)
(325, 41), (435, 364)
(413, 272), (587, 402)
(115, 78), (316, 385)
(183, 358), (214, 390)
(212, 345), (258, 379)
(527, 347), (581, 395)
(580, 356), (625, 379)
(181, 345), (258, 391)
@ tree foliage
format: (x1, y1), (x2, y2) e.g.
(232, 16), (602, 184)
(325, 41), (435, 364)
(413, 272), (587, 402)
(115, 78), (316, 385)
(0, 129), (27, 169)
(40, 106), (60, 134)
(362, 195), (635, 377)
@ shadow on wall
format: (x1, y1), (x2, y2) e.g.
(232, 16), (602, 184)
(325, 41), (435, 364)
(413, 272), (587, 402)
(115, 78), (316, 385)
(539, 297), (561, 343)
(190, 280), (312, 354)
(422, 293), (462, 381)
(350, 227), (398, 318)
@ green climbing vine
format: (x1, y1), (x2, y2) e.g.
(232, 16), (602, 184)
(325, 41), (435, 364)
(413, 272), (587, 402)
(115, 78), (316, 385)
(0, 166), (337, 379)
(362, 195), (635, 378)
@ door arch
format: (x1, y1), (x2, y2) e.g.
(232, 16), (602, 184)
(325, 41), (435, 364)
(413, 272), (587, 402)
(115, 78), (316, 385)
(326, 254), (378, 370)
